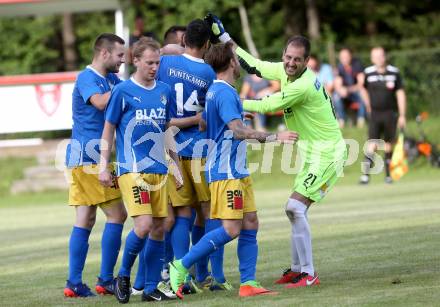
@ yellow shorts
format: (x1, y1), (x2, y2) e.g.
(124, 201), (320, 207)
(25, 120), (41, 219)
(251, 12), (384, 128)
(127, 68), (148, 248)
(168, 157), (210, 207)
(67, 164), (121, 206)
(210, 176), (256, 220)
(118, 173), (168, 217)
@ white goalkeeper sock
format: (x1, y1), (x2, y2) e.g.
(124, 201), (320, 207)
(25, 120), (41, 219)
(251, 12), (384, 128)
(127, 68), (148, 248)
(285, 198), (314, 276)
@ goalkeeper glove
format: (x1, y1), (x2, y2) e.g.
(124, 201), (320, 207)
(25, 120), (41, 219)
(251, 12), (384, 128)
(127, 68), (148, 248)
(204, 12), (231, 44)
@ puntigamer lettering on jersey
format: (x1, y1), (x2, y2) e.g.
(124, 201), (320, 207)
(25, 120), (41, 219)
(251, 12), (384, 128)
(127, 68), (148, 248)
(226, 189), (243, 210)
(132, 185), (150, 205)
(168, 68), (209, 89)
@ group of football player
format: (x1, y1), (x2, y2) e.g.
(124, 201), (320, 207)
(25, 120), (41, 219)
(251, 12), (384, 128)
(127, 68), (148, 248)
(63, 12), (346, 304)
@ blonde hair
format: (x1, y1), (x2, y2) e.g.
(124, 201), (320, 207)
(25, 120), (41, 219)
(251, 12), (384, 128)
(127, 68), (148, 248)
(132, 37), (160, 59)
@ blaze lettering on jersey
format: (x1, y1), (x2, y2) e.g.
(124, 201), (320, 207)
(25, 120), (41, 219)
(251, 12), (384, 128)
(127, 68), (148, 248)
(135, 108), (166, 121)
(227, 189), (243, 210)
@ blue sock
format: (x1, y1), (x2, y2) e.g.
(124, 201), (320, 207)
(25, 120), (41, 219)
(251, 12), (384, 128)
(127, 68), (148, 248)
(99, 223), (123, 282)
(144, 239), (165, 294)
(192, 225), (209, 282)
(237, 229), (258, 283)
(164, 231), (174, 264)
(189, 208), (196, 232)
(68, 226), (91, 285)
(182, 226), (232, 270)
(118, 230), (146, 277)
(171, 217), (191, 259)
(133, 242), (146, 290)
(206, 219), (225, 283)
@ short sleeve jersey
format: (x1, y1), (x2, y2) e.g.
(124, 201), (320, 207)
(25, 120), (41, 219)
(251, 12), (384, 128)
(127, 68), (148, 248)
(204, 80), (249, 183)
(237, 47), (346, 163)
(157, 54), (216, 158)
(363, 64), (403, 112)
(105, 78), (171, 176)
(65, 66), (121, 167)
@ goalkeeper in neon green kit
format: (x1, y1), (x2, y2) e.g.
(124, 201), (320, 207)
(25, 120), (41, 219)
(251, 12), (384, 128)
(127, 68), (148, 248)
(205, 13), (347, 288)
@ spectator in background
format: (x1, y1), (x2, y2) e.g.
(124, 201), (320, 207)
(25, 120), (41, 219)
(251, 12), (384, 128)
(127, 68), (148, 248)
(127, 14), (158, 68)
(163, 25), (186, 46)
(358, 46), (407, 184)
(308, 54), (334, 95)
(240, 74), (280, 132)
(334, 48), (366, 128)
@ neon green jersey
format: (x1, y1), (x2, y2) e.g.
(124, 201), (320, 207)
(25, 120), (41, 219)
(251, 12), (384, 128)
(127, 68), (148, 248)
(237, 47), (345, 162)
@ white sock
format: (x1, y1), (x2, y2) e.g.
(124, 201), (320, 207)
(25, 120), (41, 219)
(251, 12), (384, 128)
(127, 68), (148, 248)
(285, 200), (301, 272)
(285, 198), (314, 276)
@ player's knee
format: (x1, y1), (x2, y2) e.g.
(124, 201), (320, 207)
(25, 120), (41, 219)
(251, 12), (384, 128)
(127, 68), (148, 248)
(243, 212), (259, 230)
(78, 213), (96, 229)
(285, 199), (307, 222)
(117, 207), (128, 223)
(223, 222), (241, 238)
(164, 215), (175, 232)
(134, 223), (151, 239)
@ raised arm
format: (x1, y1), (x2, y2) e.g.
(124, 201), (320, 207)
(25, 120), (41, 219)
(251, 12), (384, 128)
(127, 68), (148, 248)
(204, 13), (283, 80)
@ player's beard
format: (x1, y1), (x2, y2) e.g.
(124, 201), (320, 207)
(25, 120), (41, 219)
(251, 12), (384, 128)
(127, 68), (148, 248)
(107, 62), (120, 74)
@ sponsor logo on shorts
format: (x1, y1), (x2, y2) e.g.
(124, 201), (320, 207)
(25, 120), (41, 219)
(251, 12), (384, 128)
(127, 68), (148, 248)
(132, 186), (150, 204)
(111, 170), (119, 189)
(226, 189), (243, 210)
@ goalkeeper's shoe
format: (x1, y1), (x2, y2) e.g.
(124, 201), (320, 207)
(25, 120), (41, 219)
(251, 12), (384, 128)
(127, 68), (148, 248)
(64, 280), (96, 297)
(95, 277), (115, 295)
(274, 268), (302, 284)
(169, 260), (188, 299)
(204, 12), (231, 43)
(285, 272), (320, 288)
(239, 280), (278, 297)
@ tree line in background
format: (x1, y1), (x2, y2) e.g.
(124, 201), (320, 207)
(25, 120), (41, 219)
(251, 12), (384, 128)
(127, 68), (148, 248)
(0, 0), (438, 117)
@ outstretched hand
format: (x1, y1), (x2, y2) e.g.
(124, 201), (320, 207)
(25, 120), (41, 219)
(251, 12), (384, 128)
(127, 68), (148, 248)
(276, 131), (299, 144)
(204, 12), (231, 44)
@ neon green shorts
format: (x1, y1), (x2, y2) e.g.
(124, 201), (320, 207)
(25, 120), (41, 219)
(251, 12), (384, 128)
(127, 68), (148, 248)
(293, 159), (345, 202)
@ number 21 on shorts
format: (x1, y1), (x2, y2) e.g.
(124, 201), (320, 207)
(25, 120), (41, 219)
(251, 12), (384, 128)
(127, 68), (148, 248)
(303, 173), (317, 190)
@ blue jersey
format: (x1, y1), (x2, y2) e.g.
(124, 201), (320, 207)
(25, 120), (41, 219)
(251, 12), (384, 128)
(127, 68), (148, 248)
(204, 80), (249, 182)
(105, 78), (171, 176)
(157, 54), (216, 158)
(65, 66), (121, 167)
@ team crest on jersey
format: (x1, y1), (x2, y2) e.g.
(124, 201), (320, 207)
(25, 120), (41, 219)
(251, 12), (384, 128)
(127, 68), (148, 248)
(314, 78), (321, 91)
(160, 94), (167, 105)
(386, 81), (395, 90)
(226, 189), (243, 210)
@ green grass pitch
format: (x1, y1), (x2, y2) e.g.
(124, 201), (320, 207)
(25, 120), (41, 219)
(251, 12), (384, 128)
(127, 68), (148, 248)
(1, 167), (439, 306)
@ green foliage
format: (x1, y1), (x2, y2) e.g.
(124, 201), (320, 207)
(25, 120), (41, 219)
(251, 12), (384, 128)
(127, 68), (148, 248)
(0, 0), (438, 117)
(0, 16), (60, 74)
